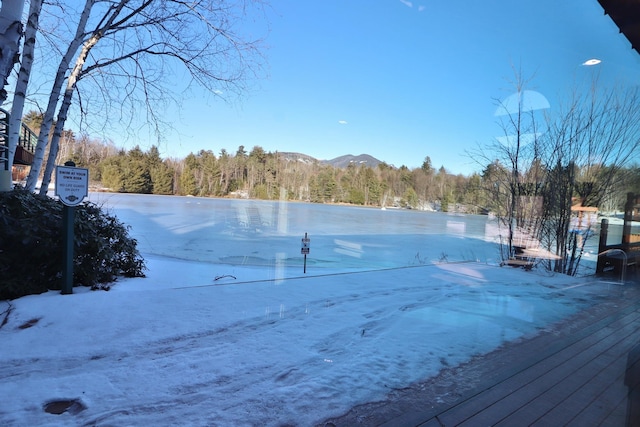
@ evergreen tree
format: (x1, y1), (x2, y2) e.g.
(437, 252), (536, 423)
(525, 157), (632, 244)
(403, 187), (419, 209)
(180, 153), (198, 196)
(150, 164), (174, 195)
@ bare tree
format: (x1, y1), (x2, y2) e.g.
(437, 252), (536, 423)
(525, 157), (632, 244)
(0, 0), (25, 191)
(476, 71), (640, 276)
(39, 0), (132, 193)
(25, 0), (94, 191)
(7, 0), (43, 169)
(23, 0), (266, 193)
(542, 81), (640, 274)
(472, 71), (548, 262)
(0, 0), (24, 106)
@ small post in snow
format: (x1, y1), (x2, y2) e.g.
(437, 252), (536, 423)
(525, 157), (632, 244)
(301, 233), (310, 274)
(55, 160), (89, 294)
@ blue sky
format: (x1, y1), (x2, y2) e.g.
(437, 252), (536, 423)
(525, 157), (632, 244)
(151, 0), (640, 175)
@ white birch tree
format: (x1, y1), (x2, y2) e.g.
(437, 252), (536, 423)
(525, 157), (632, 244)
(24, 0), (265, 193)
(39, 0), (130, 193)
(0, 0), (25, 191)
(7, 0), (43, 167)
(0, 0), (24, 106)
(25, 0), (94, 191)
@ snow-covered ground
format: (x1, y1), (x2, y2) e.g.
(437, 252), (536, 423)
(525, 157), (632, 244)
(0, 194), (626, 426)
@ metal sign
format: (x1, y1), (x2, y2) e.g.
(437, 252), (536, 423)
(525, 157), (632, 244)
(55, 165), (89, 207)
(301, 233), (310, 274)
(301, 236), (310, 254)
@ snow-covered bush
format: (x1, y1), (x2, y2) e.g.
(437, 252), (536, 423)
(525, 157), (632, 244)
(0, 188), (145, 299)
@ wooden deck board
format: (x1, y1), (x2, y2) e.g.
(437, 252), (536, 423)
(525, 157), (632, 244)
(433, 309), (640, 426)
(451, 325), (637, 425)
(556, 361), (628, 426)
(497, 322), (640, 425)
(393, 305), (640, 427)
(515, 334), (638, 425)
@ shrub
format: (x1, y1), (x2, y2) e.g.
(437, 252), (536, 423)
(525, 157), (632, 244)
(0, 188), (145, 299)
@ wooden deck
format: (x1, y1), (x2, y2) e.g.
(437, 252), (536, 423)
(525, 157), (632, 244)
(381, 274), (640, 427)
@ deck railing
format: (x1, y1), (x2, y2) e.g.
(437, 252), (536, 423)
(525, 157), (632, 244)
(597, 193), (640, 279)
(0, 107), (38, 167)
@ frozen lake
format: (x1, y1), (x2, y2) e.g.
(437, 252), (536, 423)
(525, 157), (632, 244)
(91, 192), (608, 273)
(91, 193), (502, 270)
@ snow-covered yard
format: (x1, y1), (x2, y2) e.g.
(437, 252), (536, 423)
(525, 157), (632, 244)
(0, 195), (623, 426)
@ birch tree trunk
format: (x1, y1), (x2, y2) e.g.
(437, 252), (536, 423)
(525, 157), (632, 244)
(39, 81), (74, 194)
(0, 0), (24, 106)
(8, 0), (43, 167)
(39, 25), (106, 195)
(25, 0), (95, 192)
(0, 0), (24, 191)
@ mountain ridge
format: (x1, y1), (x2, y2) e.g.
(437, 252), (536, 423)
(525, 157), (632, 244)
(278, 152), (384, 168)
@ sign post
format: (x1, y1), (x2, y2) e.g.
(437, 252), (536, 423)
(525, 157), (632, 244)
(301, 233), (310, 274)
(55, 161), (89, 294)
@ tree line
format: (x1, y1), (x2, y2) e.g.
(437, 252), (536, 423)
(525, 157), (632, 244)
(57, 134), (487, 211)
(35, 121), (640, 216)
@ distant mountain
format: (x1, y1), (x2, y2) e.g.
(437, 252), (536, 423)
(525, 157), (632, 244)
(277, 152), (320, 165)
(323, 154), (383, 168)
(277, 152), (384, 169)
